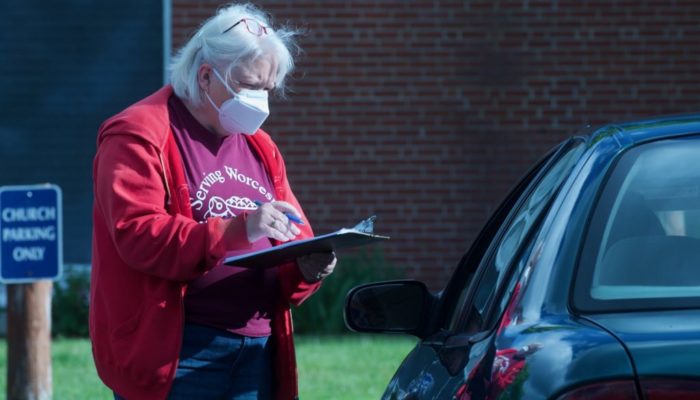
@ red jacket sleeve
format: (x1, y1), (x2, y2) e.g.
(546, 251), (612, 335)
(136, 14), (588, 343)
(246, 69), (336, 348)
(93, 134), (251, 281)
(278, 261), (321, 307)
(269, 143), (323, 306)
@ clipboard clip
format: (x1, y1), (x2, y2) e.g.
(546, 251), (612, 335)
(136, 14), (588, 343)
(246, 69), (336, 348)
(352, 215), (377, 234)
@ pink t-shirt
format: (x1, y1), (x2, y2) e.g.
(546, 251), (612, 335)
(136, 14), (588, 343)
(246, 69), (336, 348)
(169, 94), (278, 337)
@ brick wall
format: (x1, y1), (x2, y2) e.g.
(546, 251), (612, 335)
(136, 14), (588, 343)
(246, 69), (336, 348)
(172, 0), (700, 290)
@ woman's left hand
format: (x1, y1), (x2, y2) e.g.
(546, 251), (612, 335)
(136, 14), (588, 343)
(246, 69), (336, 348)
(297, 252), (337, 283)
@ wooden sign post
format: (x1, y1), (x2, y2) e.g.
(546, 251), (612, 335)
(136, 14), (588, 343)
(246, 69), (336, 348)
(7, 282), (53, 400)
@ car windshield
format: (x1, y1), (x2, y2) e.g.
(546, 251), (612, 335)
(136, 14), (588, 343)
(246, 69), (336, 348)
(577, 137), (700, 311)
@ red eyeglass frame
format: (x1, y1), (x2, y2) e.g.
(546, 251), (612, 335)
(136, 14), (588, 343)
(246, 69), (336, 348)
(222, 18), (268, 36)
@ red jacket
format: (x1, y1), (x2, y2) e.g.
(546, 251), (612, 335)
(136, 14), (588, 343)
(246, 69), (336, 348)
(90, 86), (320, 400)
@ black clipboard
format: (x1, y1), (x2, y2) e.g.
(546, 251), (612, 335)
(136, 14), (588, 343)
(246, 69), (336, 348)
(224, 216), (389, 268)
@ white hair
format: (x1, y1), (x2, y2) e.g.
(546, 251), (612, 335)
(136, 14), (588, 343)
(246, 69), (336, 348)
(169, 3), (300, 105)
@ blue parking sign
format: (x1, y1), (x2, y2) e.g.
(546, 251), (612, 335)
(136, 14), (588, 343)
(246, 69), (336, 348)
(0, 184), (62, 283)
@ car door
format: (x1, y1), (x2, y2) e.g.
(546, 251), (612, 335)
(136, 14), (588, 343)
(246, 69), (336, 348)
(381, 138), (586, 400)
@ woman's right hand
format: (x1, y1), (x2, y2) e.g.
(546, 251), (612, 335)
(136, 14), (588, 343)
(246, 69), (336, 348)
(245, 201), (302, 243)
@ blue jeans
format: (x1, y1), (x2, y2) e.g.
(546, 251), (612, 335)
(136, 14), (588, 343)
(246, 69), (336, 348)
(114, 323), (272, 400)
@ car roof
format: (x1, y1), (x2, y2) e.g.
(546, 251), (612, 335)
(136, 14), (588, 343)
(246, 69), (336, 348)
(588, 113), (700, 148)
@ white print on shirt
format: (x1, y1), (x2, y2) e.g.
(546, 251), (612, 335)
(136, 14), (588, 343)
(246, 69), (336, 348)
(190, 165), (274, 219)
(203, 195), (257, 219)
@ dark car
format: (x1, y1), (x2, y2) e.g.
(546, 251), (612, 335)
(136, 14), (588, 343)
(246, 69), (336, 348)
(344, 115), (700, 399)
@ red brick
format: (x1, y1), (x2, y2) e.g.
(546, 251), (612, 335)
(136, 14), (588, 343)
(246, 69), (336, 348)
(170, 0), (700, 290)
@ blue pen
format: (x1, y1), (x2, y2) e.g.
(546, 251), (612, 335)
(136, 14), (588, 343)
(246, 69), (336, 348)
(254, 201), (304, 225)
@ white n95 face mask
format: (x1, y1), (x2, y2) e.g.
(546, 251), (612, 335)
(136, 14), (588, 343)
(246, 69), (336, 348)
(206, 68), (270, 135)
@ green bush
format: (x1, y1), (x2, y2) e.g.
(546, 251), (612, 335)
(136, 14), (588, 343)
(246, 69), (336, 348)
(293, 249), (404, 335)
(52, 266), (91, 338)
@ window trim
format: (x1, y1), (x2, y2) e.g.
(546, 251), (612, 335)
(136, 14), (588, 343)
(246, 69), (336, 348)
(441, 137), (587, 334)
(434, 146), (554, 332)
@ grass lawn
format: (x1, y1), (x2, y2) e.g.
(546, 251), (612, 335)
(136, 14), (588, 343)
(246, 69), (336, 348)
(0, 334), (415, 399)
(296, 335), (416, 399)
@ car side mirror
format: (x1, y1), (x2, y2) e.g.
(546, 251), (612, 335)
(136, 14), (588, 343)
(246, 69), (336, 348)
(344, 280), (433, 337)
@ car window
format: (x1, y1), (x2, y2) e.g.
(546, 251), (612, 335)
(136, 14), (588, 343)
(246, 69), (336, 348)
(447, 140), (586, 333)
(575, 137), (700, 311)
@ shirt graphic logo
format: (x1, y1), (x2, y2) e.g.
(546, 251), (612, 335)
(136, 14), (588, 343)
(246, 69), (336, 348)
(204, 195), (257, 219)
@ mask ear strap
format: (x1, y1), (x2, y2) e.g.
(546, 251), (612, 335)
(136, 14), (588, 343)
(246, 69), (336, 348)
(205, 92), (221, 112)
(211, 68), (237, 97)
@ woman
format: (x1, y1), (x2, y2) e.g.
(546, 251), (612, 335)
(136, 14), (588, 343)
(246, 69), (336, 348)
(90, 3), (336, 400)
